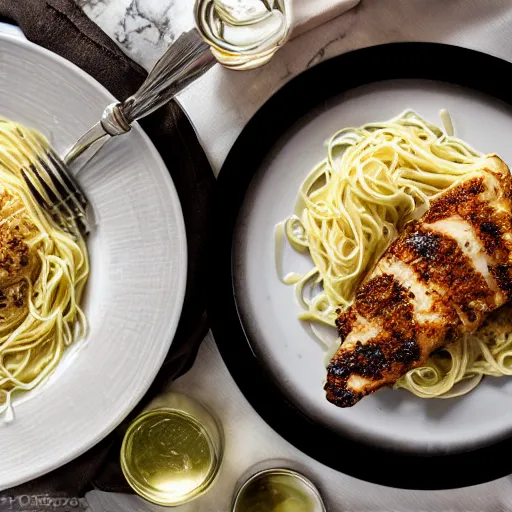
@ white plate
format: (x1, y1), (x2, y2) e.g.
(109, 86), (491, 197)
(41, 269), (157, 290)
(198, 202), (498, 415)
(234, 79), (512, 454)
(0, 34), (187, 488)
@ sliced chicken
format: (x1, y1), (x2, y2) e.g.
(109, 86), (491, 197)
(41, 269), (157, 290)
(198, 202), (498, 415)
(325, 156), (512, 407)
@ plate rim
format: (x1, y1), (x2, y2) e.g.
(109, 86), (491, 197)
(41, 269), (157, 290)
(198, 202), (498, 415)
(0, 32), (188, 488)
(209, 42), (512, 490)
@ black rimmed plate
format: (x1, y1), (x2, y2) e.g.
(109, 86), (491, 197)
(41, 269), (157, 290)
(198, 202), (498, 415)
(208, 43), (512, 489)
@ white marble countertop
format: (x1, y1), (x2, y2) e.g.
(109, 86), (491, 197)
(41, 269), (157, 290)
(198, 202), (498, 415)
(77, 1), (512, 511)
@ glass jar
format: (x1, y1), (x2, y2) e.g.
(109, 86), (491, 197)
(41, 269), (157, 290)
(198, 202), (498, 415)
(232, 459), (326, 512)
(195, 0), (292, 70)
(120, 392), (224, 507)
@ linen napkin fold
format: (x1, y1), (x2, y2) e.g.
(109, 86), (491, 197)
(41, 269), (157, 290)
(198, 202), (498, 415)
(0, 0), (215, 498)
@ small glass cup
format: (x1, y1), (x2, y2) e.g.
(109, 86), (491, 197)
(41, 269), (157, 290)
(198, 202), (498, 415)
(121, 391), (223, 507)
(195, 0), (292, 70)
(232, 459), (326, 512)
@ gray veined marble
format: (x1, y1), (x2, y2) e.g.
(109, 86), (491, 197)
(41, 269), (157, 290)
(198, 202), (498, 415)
(80, 0), (196, 67)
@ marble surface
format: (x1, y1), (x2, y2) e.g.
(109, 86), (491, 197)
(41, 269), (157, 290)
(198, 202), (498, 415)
(78, 0), (195, 68)
(76, 0), (512, 511)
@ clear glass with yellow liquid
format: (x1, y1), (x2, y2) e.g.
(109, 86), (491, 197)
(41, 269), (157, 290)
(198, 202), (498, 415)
(232, 461), (326, 512)
(195, 0), (292, 70)
(120, 392), (223, 506)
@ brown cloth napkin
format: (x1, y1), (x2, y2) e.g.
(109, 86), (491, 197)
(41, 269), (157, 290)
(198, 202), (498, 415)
(0, 0), (215, 498)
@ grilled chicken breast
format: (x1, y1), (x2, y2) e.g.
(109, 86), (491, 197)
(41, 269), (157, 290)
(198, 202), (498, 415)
(325, 156), (512, 407)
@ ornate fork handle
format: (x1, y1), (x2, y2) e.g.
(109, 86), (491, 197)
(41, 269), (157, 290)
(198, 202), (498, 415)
(122, 29), (215, 122)
(64, 29), (215, 165)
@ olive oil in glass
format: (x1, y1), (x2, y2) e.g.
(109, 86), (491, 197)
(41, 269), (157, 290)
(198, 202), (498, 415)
(233, 467), (326, 512)
(121, 393), (223, 506)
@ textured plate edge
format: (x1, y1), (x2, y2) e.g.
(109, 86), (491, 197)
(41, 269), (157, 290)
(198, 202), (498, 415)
(0, 32), (188, 489)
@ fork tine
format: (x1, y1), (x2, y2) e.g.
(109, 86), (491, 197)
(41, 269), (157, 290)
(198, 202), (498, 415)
(21, 139), (91, 236)
(21, 168), (75, 233)
(21, 168), (51, 211)
(30, 162), (64, 208)
(24, 162), (86, 235)
(30, 161), (77, 223)
(41, 155), (91, 235)
(46, 150), (88, 211)
(38, 155), (87, 218)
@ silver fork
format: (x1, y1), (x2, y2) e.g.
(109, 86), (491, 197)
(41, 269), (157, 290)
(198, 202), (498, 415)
(22, 29), (215, 236)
